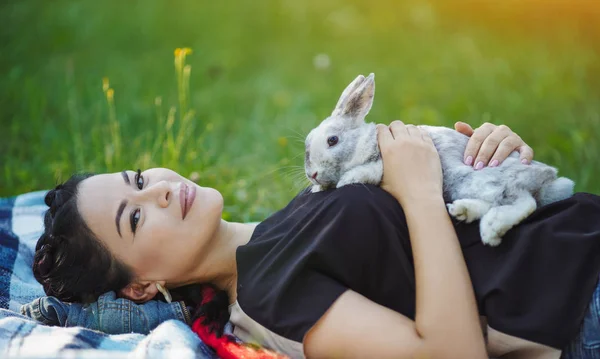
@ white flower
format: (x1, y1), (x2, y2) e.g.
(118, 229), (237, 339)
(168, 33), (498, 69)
(313, 53), (331, 70)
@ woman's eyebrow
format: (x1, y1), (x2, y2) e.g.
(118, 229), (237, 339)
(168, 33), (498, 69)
(115, 200), (127, 238)
(115, 171), (131, 237)
(121, 171), (130, 185)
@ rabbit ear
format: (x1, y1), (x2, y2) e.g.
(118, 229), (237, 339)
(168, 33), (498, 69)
(332, 75), (366, 116)
(338, 73), (375, 122)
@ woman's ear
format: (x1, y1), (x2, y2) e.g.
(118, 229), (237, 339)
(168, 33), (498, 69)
(119, 280), (163, 303)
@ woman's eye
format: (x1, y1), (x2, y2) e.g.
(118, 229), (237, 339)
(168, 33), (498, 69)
(135, 170), (144, 190)
(130, 209), (141, 234)
(327, 136), (339, 147)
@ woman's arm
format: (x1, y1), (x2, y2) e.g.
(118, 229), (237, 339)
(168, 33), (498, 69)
(304, 289), (462, 359)
(378, 121), (486, 357)
(304, 121), (486, 359)
(403, 194), (485, 356)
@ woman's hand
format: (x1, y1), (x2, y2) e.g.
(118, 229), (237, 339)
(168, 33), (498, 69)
(377, 121), (443, 206)
(455, 122), (534, 169)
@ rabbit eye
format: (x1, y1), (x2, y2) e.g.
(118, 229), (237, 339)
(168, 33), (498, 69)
(327, 136), (339, 147)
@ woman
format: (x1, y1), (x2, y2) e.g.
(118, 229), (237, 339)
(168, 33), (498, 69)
(32, 121), (600, 359)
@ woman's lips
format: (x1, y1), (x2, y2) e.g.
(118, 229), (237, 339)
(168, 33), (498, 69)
(180, 183), (197, 220)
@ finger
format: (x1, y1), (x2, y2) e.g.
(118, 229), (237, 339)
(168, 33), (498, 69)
(488, 137), (521, 167)
(454, 121), (474, 137)
(463, 123), (496, 166)
(420, 128), (435, 145)
(405, 124), (421, 138)
(376, 124), (394, 152)
(389, 120), (408, 139)
(473, 125), (512, 169)
(517, 144), (534, 165)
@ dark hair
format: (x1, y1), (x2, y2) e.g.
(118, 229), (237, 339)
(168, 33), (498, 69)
(33, 174), (134, 303)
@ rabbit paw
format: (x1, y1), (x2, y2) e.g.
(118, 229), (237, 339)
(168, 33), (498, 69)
(311, 184), (322, 193)
(480, 230), (502, 247)
(479, 208), (513, 246)
(478, 194), (536, 246)
(446, 199), (490, 223)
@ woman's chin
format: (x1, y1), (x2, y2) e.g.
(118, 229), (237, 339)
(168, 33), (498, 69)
(203, 186), (224, 213)
(190, 186), (224, 226)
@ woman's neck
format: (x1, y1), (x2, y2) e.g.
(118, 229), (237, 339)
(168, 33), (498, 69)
(178, 220), (256, 303)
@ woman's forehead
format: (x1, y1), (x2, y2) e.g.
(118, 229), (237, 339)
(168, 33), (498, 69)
(80, 172), (123, 194)
(77, 173), (126, 232)
(76, 172), (140, 265)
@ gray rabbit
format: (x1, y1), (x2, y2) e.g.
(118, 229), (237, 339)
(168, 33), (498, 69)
(304, 73), (574, 246)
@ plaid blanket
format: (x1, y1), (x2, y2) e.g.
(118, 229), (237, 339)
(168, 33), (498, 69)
(0, 190), (220, 359)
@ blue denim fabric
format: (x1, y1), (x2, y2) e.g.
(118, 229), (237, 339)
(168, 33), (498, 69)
(20, 291), (190, 335)
(562, 281), (600, 358)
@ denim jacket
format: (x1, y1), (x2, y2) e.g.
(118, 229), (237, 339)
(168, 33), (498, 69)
(20, 291), (191, 335)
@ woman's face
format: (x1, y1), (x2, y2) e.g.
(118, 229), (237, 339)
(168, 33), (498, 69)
(77, 168), (223, 284)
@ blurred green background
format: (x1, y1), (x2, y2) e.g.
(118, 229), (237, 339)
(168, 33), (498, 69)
(1, 0), (599, 221)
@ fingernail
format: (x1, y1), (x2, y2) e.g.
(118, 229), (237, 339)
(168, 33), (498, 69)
(475, 161), (484, 170)
(521, 159), (529, 165)
(464, 156), (473, 166)
(489, 159), (499, 167)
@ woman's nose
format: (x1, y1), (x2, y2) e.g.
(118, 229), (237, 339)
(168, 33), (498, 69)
(140, 180), (171, 208)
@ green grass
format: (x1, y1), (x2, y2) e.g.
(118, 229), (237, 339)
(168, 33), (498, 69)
(1, 0), (599, 221)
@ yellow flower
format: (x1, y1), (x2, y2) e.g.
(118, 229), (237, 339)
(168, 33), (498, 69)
(277, 137), (288, 147)
(174, 48), (192, 69)
(174, 47), (192, 58)
(102, 77), (110, 92)
(106, 88), (114, 102)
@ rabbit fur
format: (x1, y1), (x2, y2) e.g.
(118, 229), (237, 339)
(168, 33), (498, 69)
(304, 73), (574, 246)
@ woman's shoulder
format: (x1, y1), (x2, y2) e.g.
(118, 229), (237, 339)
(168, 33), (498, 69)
(300, 184), (401, 214)
(263, 184), (406, 238)
(323, 183), (395, 201)
(328, 184), (405, 222)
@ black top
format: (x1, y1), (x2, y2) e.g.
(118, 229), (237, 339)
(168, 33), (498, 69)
(236, 185), (600, 349)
